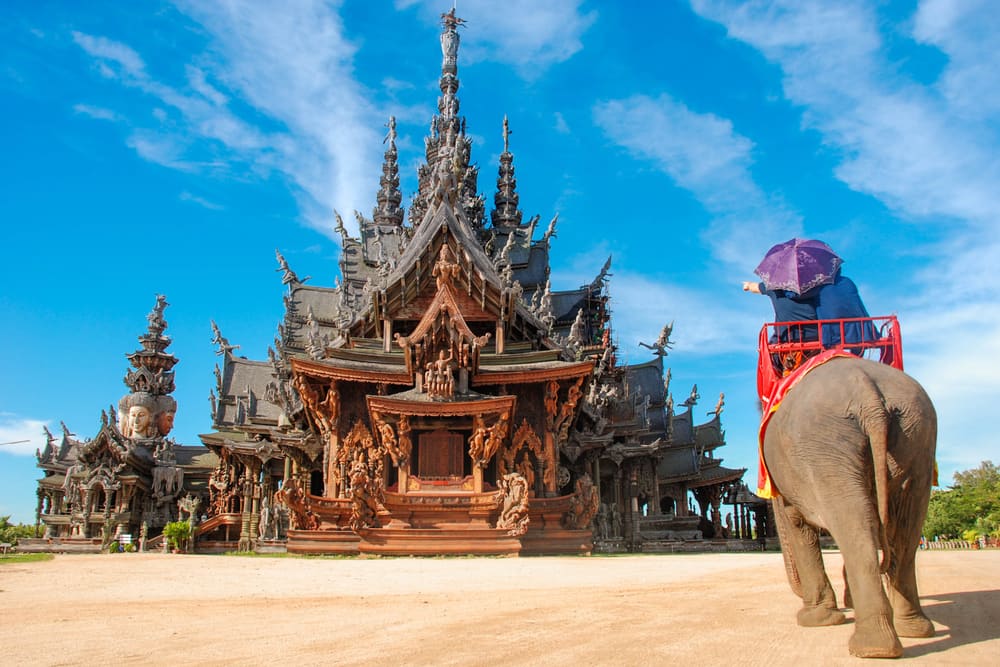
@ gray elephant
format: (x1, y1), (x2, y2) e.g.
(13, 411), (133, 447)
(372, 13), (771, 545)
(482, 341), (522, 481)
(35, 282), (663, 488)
(762, 356), (936, 658)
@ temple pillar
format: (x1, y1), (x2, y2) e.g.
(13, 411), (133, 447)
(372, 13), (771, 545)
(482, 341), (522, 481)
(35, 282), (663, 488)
(651, 465), (661, 515)
(325, 432), (341, 497)
(495, 320), (505, 354)
(542, 432), (556, 496)
(248, 491), (260, 551)
(473, 466), (483, 494)
(383, 319), (393, 353)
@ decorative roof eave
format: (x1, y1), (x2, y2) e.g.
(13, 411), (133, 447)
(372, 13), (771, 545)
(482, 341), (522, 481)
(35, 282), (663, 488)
(290, 356), (412, 385)
(386, 201), (506, 304)
(687, 466), (747, 489)
(217, 438), (284, 463)
(471, 359), (593, 386)
(368, 393), (515, 418)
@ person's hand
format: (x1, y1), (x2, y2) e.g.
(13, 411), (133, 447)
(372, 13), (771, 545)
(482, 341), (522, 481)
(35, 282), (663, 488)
(742, 281), (760, 293)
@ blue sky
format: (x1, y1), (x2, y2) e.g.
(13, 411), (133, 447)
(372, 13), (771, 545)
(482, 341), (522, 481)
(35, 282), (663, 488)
(2, 0), (998, 523)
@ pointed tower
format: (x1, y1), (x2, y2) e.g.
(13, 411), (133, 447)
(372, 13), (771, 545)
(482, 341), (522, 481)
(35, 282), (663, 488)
(491, 115), (522, 230)
(409, 8), (483, 230)
(373, 117), (405, 227)
(118, 294), (178, 440)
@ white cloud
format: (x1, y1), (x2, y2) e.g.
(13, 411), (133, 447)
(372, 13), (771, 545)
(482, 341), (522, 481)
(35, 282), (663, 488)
(72, 31), (146, 78)
(72, 103), (121, 122)
(690, 0), (1000, 230)
(0, 414), (51, 457)
(179, 191), (224, 210)
(688, 0), (1000, 480)
(70, 0), (384, 238)
(593, 93), (802, 269)
(396, 0), (597, 78)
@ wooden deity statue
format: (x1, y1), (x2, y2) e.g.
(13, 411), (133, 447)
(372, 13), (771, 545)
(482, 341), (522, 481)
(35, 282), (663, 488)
(374, 414), (405, 467)
(349, 460), (384, 531)
(424, 349), (456, 398)
(469, 416), (489, 467)
(432, 244), (461, 289)
(564, 475), (601, 530)
(128, 404), (155, 438)
(496, 473), (530, 537)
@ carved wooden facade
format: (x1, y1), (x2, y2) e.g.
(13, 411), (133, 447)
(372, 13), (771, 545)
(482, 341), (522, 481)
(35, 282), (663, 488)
(31, 9), (752, 557)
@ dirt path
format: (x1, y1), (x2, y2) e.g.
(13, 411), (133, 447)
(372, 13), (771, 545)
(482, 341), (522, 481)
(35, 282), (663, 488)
(2, 549), (997, 665)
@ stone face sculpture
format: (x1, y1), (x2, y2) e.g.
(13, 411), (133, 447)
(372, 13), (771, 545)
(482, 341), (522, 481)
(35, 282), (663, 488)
(128, 405), (155, 439)
(156, 410), (175, 436)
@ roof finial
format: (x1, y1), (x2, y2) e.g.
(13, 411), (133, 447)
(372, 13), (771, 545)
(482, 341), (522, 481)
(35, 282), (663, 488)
(503, 115), (510, 153)
(374, 116), (404, 226)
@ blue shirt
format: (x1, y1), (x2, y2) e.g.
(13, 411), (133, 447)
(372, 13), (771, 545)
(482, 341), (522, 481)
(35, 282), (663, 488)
(814, 275), (875, 347)
(760, 283), (818, 342)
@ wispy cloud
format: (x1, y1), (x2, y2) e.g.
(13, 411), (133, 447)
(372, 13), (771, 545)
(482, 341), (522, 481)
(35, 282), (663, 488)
(0, 414), (50, 457)
(179, 191), (224, 210)
(688, 0), (1000, 475)
(396, 0), (597, 78)
(70, 1), (384, 237)
(593, 93), (801, 270)
(72, 103), (122, 122)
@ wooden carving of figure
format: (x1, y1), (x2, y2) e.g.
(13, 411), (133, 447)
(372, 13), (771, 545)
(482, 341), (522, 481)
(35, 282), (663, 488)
(276, 478), (319, 531)
(432, 245), (460, 290)
(397, 415), (412, 464)
(349, 461), (383, 531)
(496, 473), (530, 537)
(515, 456), (535, 493)
(544, 380), (559, 430)
(468, 416), (489, 467)
(425, 349), (455, 397)
(484, 413), (509, 462)
(375, 415), (400, 466)
(564, 475), (600, 530)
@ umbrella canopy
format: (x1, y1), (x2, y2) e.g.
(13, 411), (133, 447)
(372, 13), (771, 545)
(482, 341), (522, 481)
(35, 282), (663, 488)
(754, 238), (842, 295)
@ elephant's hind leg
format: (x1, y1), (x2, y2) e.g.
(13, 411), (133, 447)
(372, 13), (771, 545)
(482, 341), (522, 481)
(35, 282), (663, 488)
(773, 497), (845, 627)
(827, 517), (902, 658)
(886, 489), (934, 637)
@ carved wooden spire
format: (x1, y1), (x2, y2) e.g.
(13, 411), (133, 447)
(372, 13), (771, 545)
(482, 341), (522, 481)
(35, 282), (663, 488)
(410, 8), (483, 228)
(373, 117), (404, 226)
(491, 115), (522, 230)
(120, 295), (179, 439)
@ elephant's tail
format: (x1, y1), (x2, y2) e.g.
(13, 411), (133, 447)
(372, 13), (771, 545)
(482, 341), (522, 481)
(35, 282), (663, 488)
(859, 376), (893, 574)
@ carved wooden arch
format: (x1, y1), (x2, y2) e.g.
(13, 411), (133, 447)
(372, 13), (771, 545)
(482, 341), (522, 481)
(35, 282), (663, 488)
(340, 418), (384, 493)
(340, 418), (375, 467)
(501, 418), (544, 476)
(394, 243), (491, 381)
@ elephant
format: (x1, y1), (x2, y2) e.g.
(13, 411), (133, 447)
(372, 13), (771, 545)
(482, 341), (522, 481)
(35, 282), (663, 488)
(762, 355), (936, 658)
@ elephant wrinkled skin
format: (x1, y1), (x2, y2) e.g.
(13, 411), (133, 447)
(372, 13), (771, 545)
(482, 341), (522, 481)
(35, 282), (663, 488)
(763, 356), (937, 659)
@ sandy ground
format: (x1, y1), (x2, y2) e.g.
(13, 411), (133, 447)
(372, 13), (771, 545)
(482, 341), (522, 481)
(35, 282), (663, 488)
(1, 549), (998, 666)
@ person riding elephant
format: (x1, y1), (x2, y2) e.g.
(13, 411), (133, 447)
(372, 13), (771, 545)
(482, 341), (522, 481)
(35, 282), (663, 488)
(761, 355), (936, 659)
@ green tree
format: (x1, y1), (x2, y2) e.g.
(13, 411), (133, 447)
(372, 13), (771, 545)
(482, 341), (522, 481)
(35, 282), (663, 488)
(0, 515), (37, 546)
(924, 461), (1000, 540)
(162, 520), (193, 552)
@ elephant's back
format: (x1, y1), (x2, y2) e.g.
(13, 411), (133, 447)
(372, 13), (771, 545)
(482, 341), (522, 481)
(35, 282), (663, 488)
(803, 356), (935, 418)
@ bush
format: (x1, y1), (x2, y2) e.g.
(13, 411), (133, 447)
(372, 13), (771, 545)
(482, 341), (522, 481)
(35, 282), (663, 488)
(924, 461), (1000, 540)
(162, 521), (193, 552)
(0, 516), (36, 546)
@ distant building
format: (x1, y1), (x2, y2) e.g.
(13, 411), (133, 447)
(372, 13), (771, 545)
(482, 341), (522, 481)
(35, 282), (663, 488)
(31, 10), (754, 555)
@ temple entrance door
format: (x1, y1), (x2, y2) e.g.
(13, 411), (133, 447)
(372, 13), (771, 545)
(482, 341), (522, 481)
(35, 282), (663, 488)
(417, 429), (464, 478)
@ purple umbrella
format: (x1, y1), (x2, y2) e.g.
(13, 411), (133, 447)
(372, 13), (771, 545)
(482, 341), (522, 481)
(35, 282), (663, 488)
(754, 238), (842, 295)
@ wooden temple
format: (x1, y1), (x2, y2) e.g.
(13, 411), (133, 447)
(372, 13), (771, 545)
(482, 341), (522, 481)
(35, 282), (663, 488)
(29, 10), (755, 556)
